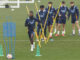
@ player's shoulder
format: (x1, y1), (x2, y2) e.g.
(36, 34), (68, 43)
(26, 17), (30, 22)
(74, 6), (78, 9)
(38, 10), (41, 12)
(26, 17), (30, 20)
(45, 7), (48, 10)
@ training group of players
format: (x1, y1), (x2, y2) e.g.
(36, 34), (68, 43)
(25, 1), (80, 51)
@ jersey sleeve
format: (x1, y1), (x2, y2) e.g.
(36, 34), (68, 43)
(25, 19), (28, 27)
(36, 12), (39, 20)
(75, 6), (79, 20)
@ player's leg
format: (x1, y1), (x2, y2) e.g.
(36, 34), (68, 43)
(49, 25), (53, 38)
(62, 24), (65, 36)
(55, 19), (62, 36)
(62, 19), (66, 36)
(37, 26), (40, 41)
(48, 25), (50, 32)
(75, 21), (80, 35)
(49, 20), (53, 38)
(56, 23), (61, 36)
(72, 24), (75, 35)
(44, 26), (47, 40)
(54, 23), (58, 34)
(28, 31), (34, 51)
(71, 19), (76, 35)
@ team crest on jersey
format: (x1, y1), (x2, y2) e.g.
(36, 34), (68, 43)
(29, 20), (35, 24)
(49, 11), (52, 14)
(70, 7), (75, 13)
(40, 15), (44, 17)
(61, 8), (66, 13)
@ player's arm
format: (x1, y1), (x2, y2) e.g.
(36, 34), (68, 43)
(25, 19), (28, 27)
(68, 9), (71, 20)
(53, 8), (56, 19)
(25, 19), (29, 32)
(66, 7), (69, 18)
(59, 8), (61, 17)
(75, 6), (79, 20)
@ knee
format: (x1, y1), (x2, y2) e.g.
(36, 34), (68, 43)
(76, 21), (79, 24)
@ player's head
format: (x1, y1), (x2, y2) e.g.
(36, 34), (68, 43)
(48, 2), (52, 8)
(29, 11), (34, 19)
(70, 1), (74, 7)
(62, 1), (65, 6)
(40, 5), (44, 11)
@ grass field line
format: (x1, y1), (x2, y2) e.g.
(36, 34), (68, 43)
(0, 40), (80, 42)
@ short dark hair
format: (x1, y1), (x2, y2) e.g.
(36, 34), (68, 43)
(70, 1), (74, 4)
(62, 1), (65, 4)
(30, 11), (33, 14)
(48, 2), (52, 4)
(40, 5), (44, 8)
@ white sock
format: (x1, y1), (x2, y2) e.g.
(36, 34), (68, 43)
(64, 30), (65, 34)
(73, 30), (75, 34)
(57, 31), (60, 35)
(31, 44), (33, 51)
(54, 29), (56, 33)
(50, 33), (52, 36)
(78, 29), (80, 33)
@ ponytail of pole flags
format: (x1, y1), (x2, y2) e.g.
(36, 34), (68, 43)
(46, 2), (62, 43)
(26, 5), (41, 48)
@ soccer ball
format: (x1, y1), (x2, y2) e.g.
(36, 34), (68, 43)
(7, 54), (13, 59)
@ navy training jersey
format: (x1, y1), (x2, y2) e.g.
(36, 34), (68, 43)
(25, 17), (38, 31)
(36, 10), (46, 25)
(59, 6), (69, 18)
(45, 7), (56, 21)
(68, 6), (79, 20)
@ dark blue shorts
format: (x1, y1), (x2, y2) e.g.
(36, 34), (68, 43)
(28, 31), (34, 38)
(56, 18), (59, 23)
(47, 20), (53, 26)
(71, 18), (78, 24)
(58, 18), (66, 24)
(37, 25), (47, 36)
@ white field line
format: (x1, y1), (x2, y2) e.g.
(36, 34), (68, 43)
(0, 40), (80, 42)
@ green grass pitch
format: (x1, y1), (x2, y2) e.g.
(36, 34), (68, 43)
(0, 0), (80, 60)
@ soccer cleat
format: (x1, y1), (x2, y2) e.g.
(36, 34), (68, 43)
(41, 38), (44, 41)
(31, 45), (34, 52)
(64, 32), (66, 34)
(72, 33), (75, 36)
(62, 34), (64, 36)
(55, 34), (59, 36)
(41, 39), (44, 41)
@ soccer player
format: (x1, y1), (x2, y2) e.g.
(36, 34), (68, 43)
(25, 11), (38, 51)
(45, 2), (56, 38)
(54, 8), (60, 34)
(36, 5), (47, 41)
(68, 1), (80, 35)
(55, 1), (69, 36)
